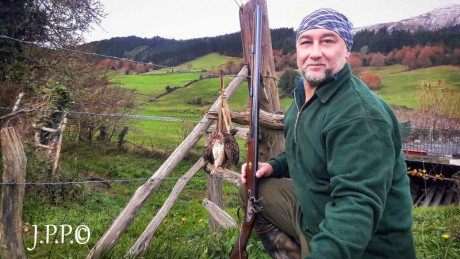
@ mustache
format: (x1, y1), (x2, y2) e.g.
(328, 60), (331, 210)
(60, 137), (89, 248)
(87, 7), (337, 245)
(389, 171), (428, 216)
(305, 61), (326, 66)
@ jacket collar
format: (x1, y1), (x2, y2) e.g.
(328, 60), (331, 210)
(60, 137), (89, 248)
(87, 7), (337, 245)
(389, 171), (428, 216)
(292, 63), (352, 105)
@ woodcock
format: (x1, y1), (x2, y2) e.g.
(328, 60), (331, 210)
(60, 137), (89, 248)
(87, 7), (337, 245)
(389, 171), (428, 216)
(205, 71), (239, 174)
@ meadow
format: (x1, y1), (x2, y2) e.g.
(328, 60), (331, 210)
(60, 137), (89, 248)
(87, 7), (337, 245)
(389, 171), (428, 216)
(369, 65), (460, 108)
(6, 53), (460, 258)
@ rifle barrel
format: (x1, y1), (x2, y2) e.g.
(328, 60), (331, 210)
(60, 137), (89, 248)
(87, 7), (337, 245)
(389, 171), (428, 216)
(251, 5), (262, 198)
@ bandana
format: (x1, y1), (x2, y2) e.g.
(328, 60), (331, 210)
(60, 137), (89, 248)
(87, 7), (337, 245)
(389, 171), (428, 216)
(296, 8), (353, 51)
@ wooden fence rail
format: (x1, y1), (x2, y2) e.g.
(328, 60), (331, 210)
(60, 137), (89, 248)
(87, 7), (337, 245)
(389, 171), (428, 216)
(86, 66), (248, 259)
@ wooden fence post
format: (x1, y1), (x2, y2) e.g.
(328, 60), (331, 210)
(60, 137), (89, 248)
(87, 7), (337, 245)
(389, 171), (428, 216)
(240, 0), (284, 161)
(205, 130), (224, 234)
(0, 127), (27, 259)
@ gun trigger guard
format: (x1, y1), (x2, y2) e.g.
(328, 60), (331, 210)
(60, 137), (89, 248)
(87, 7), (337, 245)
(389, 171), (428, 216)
(236, 206), (243, 221)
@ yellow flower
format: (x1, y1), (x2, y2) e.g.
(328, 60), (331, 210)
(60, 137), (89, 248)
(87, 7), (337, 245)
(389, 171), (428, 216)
(198, 218), (203, 223)
(442, 234), (449, 240)
(212, 231), (218, 236)
(181, 217), (187, 222)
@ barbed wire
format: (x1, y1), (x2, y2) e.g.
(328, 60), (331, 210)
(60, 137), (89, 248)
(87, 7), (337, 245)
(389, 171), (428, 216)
(0, 175), (240, 186)
(0, 34), (205, 75)
(0, 106), (201, 123)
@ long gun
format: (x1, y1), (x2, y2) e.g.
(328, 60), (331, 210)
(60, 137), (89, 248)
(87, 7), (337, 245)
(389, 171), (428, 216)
(229, 4), (262, 259)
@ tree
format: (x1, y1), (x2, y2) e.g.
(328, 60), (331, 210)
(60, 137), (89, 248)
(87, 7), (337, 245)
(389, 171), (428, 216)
(402, 49), (417, 69)
(452, 48), (460, 65)
(0, 0), (105, 108)
(360, 46), (369, 66)
(385, 49), (399, 65)
(369, 52), (385, 69)
(415, 50), (432, 68)
(278, 69), (300, 96)
(348, 52), (363, 74)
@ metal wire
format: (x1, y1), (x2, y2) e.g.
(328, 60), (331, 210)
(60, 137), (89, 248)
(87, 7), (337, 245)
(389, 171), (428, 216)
(0, 106), (201, 123)
(0, 34), (276, 80)
(0, 175), (239, 186)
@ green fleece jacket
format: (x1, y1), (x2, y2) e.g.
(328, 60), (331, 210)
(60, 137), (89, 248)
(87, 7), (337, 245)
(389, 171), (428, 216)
(267, 63), (415, 259)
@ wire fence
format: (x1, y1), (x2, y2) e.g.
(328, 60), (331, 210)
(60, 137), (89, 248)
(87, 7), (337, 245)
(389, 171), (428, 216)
(401, 124), (460, 157)
(0, 175), (239, 186)
(0, 34), (278, 81)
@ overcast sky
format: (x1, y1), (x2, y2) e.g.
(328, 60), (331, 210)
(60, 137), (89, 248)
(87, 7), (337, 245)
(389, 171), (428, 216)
(83, 0), (459, 43)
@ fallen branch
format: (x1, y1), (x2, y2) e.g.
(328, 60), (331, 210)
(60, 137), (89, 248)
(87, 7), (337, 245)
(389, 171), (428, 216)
(0, 104), (45, 121)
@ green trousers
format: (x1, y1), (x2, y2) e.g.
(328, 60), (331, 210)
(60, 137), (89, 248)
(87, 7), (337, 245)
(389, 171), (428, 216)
(239, 177), (310, 257)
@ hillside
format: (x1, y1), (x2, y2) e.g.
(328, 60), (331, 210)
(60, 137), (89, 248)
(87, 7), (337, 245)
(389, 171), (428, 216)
(84, 28), (295, 67)
(353, 4), (460, 33)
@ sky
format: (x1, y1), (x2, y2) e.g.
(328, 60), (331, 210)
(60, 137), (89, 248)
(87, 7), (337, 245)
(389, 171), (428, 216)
(83, 0), (459, 43)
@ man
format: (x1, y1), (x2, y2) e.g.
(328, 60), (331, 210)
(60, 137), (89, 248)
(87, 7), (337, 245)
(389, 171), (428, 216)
(240, 8), (416, 259)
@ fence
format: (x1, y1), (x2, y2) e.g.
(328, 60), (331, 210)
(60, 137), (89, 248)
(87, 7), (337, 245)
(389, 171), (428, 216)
(401, 124), (460, 157)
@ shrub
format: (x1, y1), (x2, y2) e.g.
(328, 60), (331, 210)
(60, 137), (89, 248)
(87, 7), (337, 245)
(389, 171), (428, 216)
(118, 126), (129, 146)
(360, 72), (381, 90)
(279, 69), (301, 96)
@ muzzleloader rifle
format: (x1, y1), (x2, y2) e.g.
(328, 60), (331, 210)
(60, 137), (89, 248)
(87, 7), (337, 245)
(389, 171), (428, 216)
(229, 4), (263, 259)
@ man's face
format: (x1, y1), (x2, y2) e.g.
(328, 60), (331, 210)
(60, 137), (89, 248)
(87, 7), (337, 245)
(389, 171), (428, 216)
(296, 28), (350, 87)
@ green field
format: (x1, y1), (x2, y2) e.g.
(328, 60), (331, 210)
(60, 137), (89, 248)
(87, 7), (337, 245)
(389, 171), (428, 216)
(176, 53), (242, 71)
(146, 53), (243, 74)
(369, 65), (460, 108)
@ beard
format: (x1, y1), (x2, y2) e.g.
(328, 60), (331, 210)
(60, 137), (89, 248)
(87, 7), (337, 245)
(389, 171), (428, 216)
(301, 68), (332, 87)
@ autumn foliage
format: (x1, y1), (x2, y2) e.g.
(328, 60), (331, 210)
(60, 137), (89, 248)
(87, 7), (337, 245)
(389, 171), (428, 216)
(99, 59), (152, 74)
(360, 72), (381, 90)
(348, 52), (363, 74)
(347, 44), (457, 71)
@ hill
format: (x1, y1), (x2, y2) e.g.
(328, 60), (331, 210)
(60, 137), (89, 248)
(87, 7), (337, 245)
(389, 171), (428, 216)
(84, 28), (295, 68)
(353, 4), (460, 33)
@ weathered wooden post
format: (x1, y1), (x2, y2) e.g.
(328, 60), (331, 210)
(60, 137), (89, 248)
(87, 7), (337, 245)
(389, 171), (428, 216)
(205, 130), (224, 233)
(240, 0), (284, 160)
(0, 127), (27, 259)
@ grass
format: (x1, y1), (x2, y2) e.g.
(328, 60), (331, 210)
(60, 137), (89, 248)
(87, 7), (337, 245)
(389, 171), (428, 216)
(20, 143), (264, 259)
(413, 206), (460, 259)
(112, 72), (201, 105)
(176, 53), (243, 72)
(145, 53), (243, 74)
(368, 65), (460, 108)
(16, 142), (460, 258)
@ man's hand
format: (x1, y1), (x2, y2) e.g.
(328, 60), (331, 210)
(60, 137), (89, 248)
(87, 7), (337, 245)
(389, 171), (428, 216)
(240, 162), (274, 184)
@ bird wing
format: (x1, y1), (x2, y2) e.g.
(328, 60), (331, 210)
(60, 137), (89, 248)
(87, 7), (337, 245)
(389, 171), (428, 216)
(224, 133), (239, 167)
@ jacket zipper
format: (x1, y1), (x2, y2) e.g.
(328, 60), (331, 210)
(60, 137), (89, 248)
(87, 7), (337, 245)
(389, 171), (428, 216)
(293, 93), (307, 145)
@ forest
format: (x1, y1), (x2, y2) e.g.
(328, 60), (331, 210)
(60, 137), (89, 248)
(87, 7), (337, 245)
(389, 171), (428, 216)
(85, 25), (460, 68)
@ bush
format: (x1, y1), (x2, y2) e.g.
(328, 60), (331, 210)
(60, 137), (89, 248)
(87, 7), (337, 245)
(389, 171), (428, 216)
(118, 126), (129, 146)
(186, 97), (202, 105)
(279, 69), (301, 96)
(360, 72), (381, 90)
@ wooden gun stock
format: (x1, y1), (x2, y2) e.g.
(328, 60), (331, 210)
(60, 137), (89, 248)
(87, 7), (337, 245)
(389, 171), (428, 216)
(229, 140), (256, 259)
